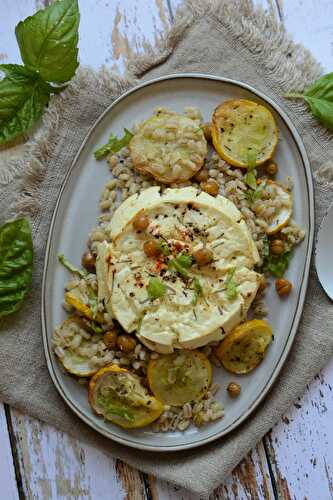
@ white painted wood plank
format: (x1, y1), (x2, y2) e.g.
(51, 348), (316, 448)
(9, 409), (135, 500)
(0, 404), (19, 500)
(278, 0), (333, 72)
(265, 359), (333, 500)
(148, 442), (275, 499)
(0, 0), (172, 72)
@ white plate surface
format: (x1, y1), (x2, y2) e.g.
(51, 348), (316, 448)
(42, 74), (314, 451)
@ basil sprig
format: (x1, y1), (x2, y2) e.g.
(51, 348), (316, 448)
(94, 129), (134, 160)
(285, 73), (333, 129)
(0, 0), (80, 146)
(0, 218), (33, 318)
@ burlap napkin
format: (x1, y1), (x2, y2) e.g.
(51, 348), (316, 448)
(1, 1), (333, 496)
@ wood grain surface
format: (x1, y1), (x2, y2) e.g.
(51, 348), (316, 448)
(0, 0), (332, 498)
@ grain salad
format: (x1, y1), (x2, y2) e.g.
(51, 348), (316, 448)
(53, 101), (305, 433)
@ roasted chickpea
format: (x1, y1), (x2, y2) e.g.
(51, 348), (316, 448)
(132, 213), (149, 232)
(193, 247), (213, 266)
(275, 278), (292, 297)
(194, 168), (209, 183)
(266, 161), (278, 176)
(270, 239), (285, 255)
(81, 251), (96, 272)
(227, 382), (241, 398)
(103, 330), (118, 349)
(117, 334), (137, 353)
(201, 179), (219, 196)
(143, 240), (161, 258)
(202, 123), (212, 142)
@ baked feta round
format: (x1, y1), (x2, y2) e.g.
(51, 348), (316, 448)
(96, 187), (262, 353)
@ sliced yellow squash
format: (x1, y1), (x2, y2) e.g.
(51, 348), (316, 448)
(256, 180), (292, 235)
(211, 99), (278, 168)
(147, 350), (212, 406)
(88, 365), (164, 428)
(65, 286), (104, 323)
(215, 319), (273, 374)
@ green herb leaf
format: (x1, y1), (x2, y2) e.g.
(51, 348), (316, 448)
(15, 0), (80, 84)
(94, 128), (134, 160)
(58, 254), (87, 278)
(0, 65), (51, 145)
(285, 73), (333, 129)
(147, 277), (166, 300)
(262, 235), (270, 258)
(224, 268), (238, 300)
(244, 171), (257, 190)
(191, 277), (203, 305)
(245, 182), (266, 204)
(175, 254), (193, 269)
(168, 257), (189, 278)
(85, 320), (103, 334)
(0, 218), (33, 318)
(158, 241), (170, 256)
(263, 251), (291, 278)
(97, 395), (134, 422)
(87, 288), (98, 320)
(247, 150), (257, 171)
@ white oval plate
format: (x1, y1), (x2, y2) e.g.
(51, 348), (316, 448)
(42, 74), (314, 452)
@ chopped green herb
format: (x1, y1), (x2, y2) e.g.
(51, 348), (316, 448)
(245, 182), (266, 204)
(175, 254), (193, 269)
(85, 320), (103, 334)
(159, 241), (170, 256)
(97, 395), (134, 422)
(191, 277), (203, 305)
(262, 235), (270, 258)
(247, 150), (257, 171)
(168, 258), (189, 278)
(244, 171), (257, 190)
(58, 254), (87, 278)
(263, 251), (291, 278)
(94, 128), (133, 160)
(225, 268), (238, 300)
(147, 277), (166, 300)
(87, 288), (99, 319)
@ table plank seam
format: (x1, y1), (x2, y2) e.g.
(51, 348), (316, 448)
(4, 405), (26, 500)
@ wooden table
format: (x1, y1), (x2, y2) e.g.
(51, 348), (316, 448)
(1, 1), (332, 498)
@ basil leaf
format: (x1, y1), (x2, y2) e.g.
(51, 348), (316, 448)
(94, 129), (134, 160)
(244, 171), (257, 190)
(247, 150), (257, 171)
(0, 65), (51, 145)
(15, 0), (79, 84)
(0, 218), (33, 318)
(147, 277), (166, 300)
(285, 73), (333, 129)
(58, 254), (87, 278)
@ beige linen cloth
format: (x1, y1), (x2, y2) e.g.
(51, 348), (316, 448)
(1, 1), (333, 496)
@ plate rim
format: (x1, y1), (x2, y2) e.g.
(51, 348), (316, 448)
(41, 72), (314, 452)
